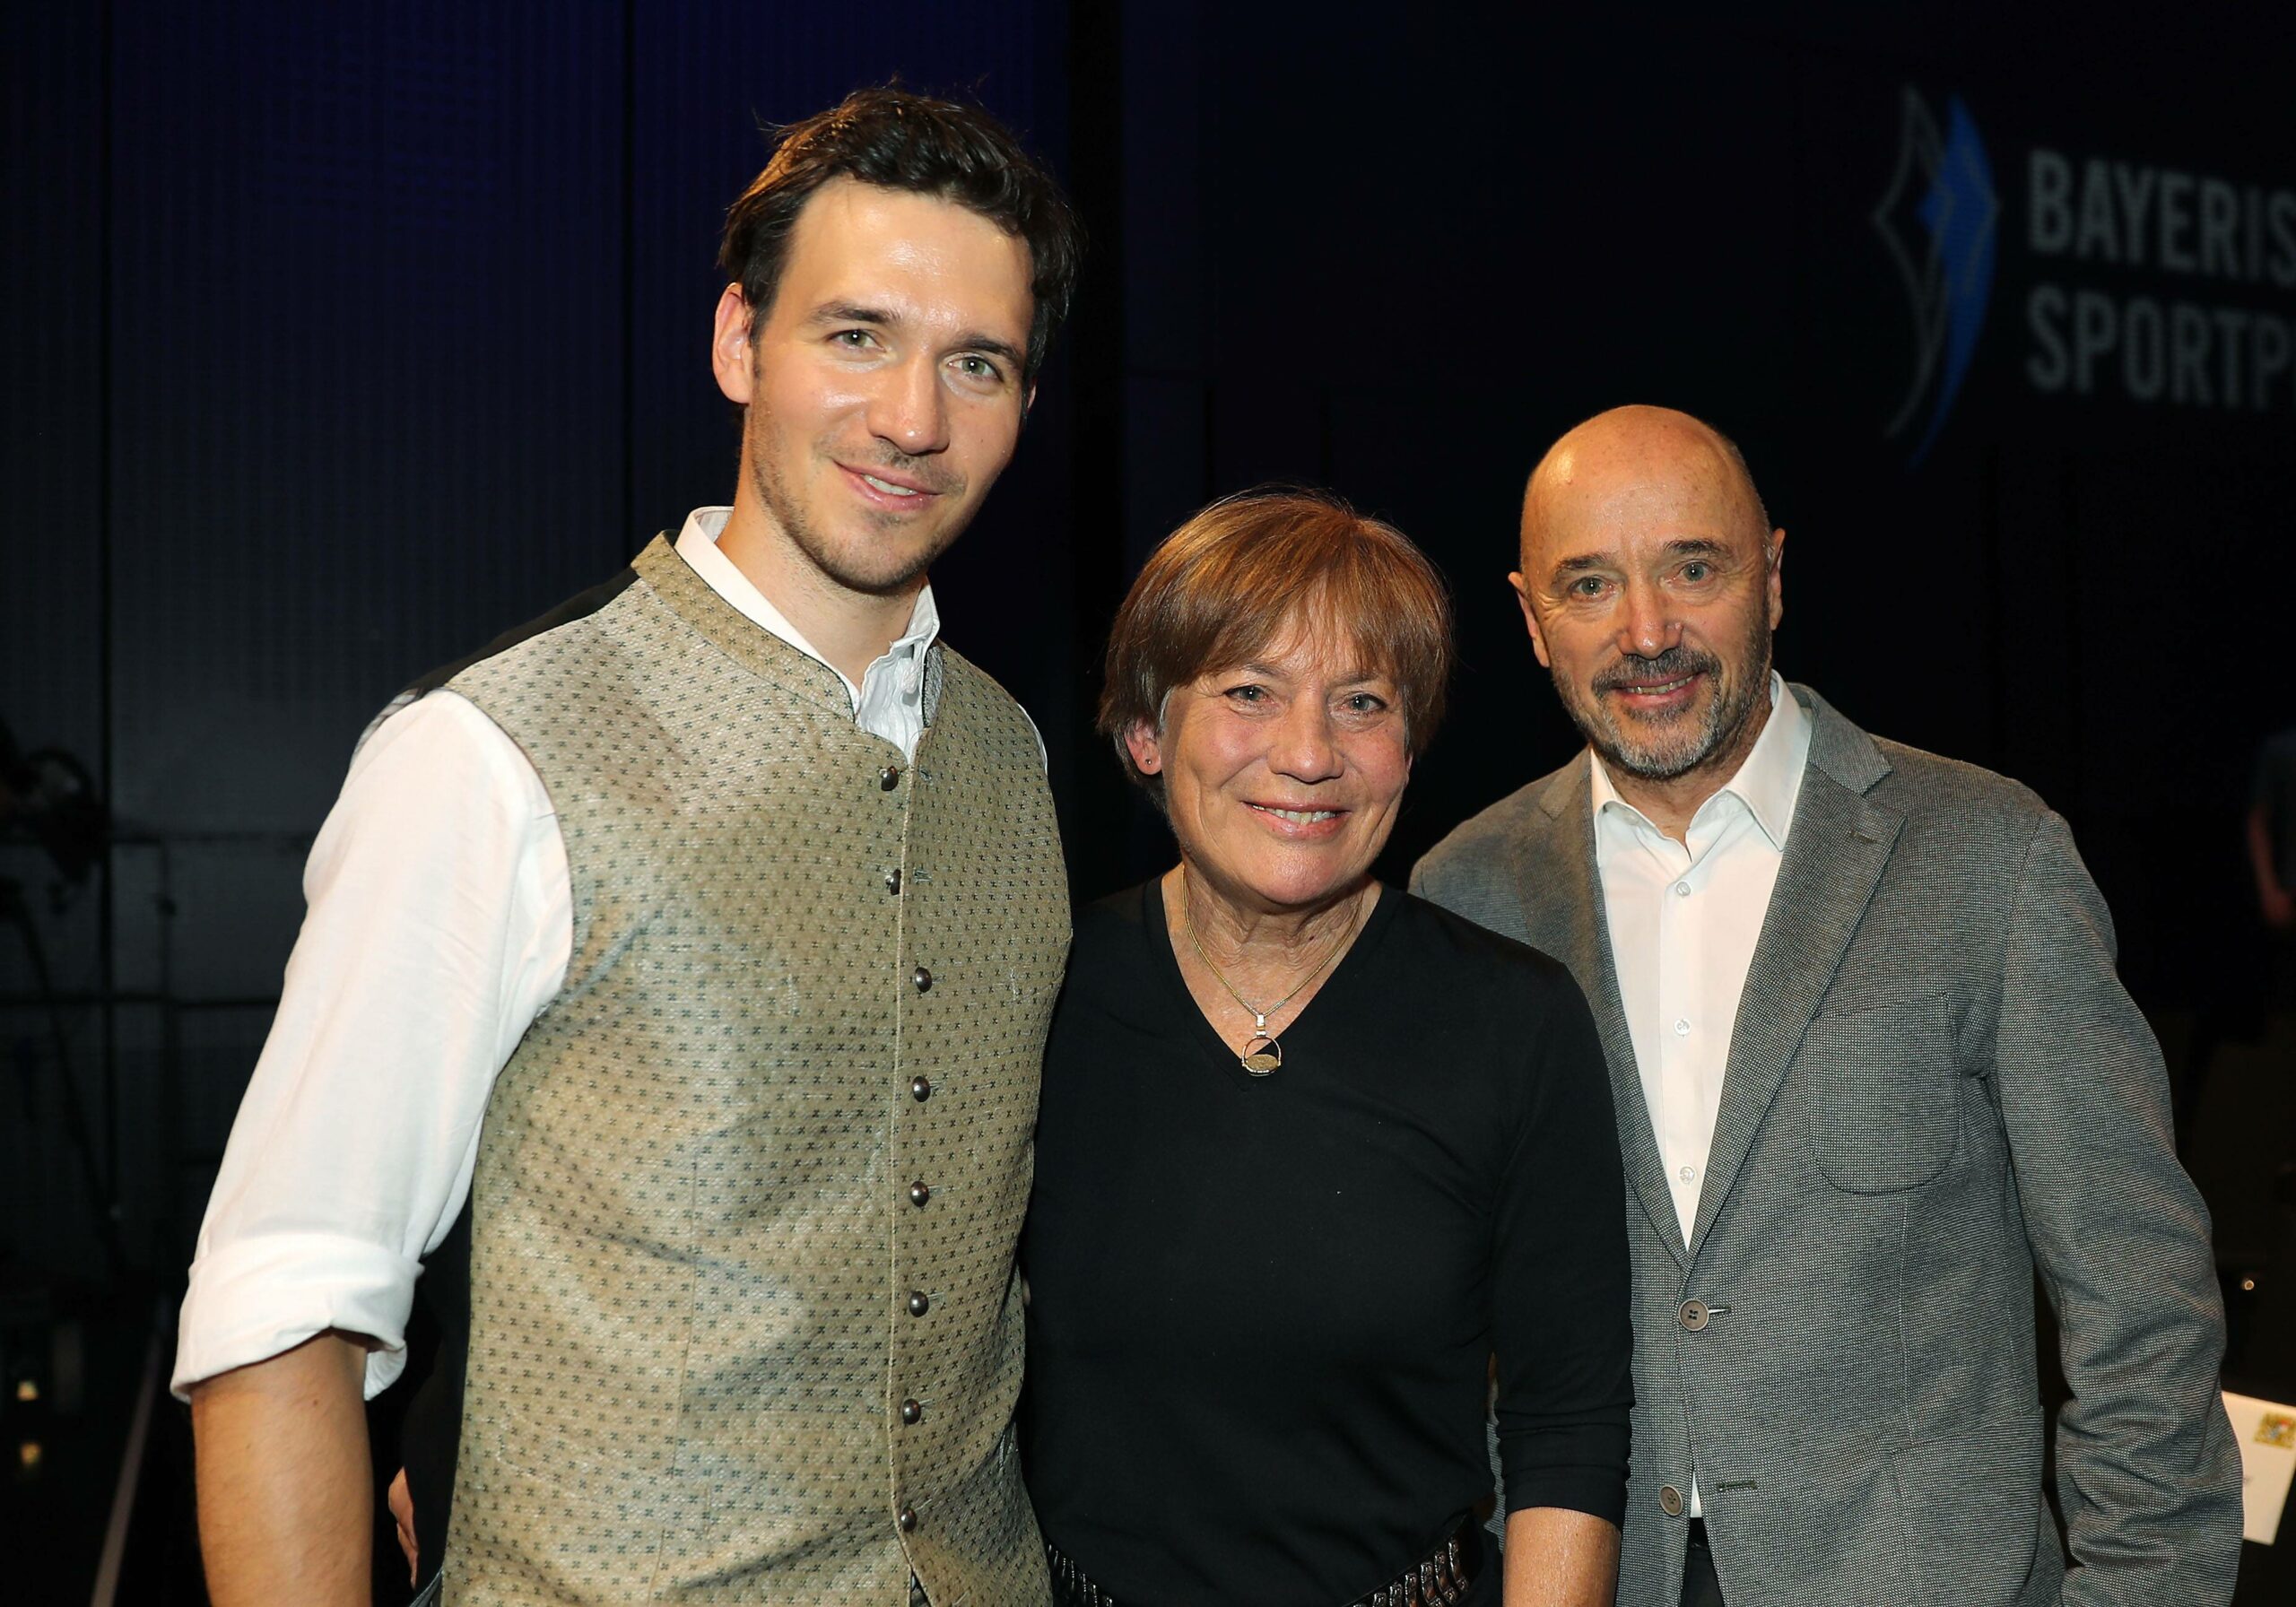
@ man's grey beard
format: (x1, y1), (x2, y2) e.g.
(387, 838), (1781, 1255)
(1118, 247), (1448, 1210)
(1557, 638), (1771, 783)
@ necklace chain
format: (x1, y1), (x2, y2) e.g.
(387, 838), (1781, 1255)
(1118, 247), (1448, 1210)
(1178, 878), (1365, 1074)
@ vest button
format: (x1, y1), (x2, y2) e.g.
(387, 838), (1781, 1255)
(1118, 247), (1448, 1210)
(1680, 1299), (1710, 1332)
(909, 1076), (932, 1102)
(879, 765), (900, 791)
(1658, 1483), (1685, 1517)
(900, 1397), (922, 1425)
(912, 966), (934, 993)
(885, 868), (902, 895)
(897, 1505), (918, 1532)
(908, 1290), (930, 1317)
(909, 1180), (931, 1207)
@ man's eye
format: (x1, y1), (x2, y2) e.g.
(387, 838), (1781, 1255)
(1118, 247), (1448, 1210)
(954, 354), (1004, 382)
(1682, 561), (1711, 581)
(1570, 577), (1608, 596)
(833, 329), (875, 349)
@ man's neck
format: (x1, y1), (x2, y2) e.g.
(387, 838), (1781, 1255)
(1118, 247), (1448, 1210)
(1603, 769), (1718, 846)
(713, 495), (919, 687)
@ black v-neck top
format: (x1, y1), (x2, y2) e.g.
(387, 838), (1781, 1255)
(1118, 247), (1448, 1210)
(1020, 881), (1631, 1606)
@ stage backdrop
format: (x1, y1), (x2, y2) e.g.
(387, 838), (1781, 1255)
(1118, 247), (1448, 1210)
(4, 2), (2294, 1286)
(0, 0), (1082, 1281)
(1103, 2), (2296, 1024)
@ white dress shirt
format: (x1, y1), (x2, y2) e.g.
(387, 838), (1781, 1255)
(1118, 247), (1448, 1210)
(1590, 674), (1809, 1516)
(1593, 673), (1812, 1247)
(173, 508), (977, 1400)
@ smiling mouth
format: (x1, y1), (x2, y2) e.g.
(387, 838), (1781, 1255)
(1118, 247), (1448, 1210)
(1615, 674), (1697, 697)
(859, 472), (926, 498)
(1249, 804), (1341, 824)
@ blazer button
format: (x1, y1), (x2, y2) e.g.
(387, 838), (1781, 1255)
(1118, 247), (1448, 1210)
(912, 966), (934, 994)
(897, 1505), (918, 1532)
(900, 1397), (922, 1425)
(1680, 1299), (1710, 1332)
(909, 1180), (931, 1207)
(908, 1290), (930, 1317)
(879, 765), (900, 791)
(909, 1075), (932, 1102)
(1658, 1484), (1685, 1517)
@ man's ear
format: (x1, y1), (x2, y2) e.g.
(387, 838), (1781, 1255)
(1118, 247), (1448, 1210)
(712, 284), (754, 405)
(1122, 719), (1164, 777)
(1508, 572), (1554, 670)
(1766, 527), (1787, 630)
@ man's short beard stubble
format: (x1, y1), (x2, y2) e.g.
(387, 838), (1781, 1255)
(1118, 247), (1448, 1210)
(1554, 612), (1774, 784)
(745, 414), (967, 600)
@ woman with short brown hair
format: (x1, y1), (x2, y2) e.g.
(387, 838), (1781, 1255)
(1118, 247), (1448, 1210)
(1022, 488), (1633, 1606)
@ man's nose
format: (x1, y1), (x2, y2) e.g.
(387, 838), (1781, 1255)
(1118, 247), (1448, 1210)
(1615, 578), (1678, 659)
(868, 358), (950, 456)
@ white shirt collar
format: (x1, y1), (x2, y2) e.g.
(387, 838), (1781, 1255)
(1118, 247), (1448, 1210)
(671, 507), (940, 710)
(1588, 673), (1809, 849)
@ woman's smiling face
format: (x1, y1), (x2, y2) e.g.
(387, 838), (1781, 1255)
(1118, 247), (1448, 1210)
(1126, 619), (1413, 917)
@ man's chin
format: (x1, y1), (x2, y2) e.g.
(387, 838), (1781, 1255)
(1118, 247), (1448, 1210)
(1588, 714), (1722, 784)
(1598, 743), (1712, 783)
(808, 534), (950, 598)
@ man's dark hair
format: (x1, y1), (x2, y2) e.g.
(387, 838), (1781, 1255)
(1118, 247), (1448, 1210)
(718, 86), (1083, 387)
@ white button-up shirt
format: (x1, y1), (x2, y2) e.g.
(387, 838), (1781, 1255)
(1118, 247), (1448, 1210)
(1590, 674), (1811, 1248)
(171, 508), (1002, 1401)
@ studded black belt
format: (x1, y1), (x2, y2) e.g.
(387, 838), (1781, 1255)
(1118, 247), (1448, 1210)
(1045, 1520), (1480, 1607)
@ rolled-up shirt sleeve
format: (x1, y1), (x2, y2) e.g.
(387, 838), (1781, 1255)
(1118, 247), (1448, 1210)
(172, 691), (570, 1401)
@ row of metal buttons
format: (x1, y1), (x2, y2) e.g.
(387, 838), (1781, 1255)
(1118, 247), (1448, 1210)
(887, 757), (931, 1546)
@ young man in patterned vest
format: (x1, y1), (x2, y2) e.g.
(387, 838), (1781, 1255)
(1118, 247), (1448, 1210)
(178, 88), (1083, 1605)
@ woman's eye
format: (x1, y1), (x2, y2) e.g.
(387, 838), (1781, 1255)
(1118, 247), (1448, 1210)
(1225, 684), (1266, 704)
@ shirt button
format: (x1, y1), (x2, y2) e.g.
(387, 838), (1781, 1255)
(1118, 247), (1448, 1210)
(900, 1397), (922, 1425)
(912, 966), (934, 994)
(897, 1506), (918, 1533)
(879, 765), (900, 791)
(1674, 1018), (1691, 1036)
(1679, 1165), (1697, 1183)
(909, 1076), (932, 1102)
(909, 1180), (931, 1207)
(1674, 881), (1692, 896)
(884, 868), (902, 895)
(908, 1290), (930, 1317)
(1659, 1484), (1685, 1517)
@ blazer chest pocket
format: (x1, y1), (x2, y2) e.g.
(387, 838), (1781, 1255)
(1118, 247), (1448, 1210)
(1801, 991), (1964, 1194)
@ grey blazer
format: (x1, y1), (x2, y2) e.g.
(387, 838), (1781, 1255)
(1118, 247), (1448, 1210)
(1413, 686), (2242, 1607)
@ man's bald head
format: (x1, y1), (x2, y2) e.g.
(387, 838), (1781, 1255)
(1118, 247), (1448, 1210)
(1507, 404), (1786, 830)
(1521, 404), (1770, 569)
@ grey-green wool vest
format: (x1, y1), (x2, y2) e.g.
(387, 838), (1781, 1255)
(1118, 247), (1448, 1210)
(430, 536), (1066, 1603)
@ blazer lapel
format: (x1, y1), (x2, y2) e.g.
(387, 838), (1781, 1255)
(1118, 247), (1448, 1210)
(1525, 758), (1689, 1270)
(1686, 693), (1902, 1256)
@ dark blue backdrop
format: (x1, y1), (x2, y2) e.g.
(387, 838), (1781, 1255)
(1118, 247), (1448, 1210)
(6, 0), (2295, 1312)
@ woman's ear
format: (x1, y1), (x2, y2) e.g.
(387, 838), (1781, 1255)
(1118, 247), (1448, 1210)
(1122, 720), (1164, 777)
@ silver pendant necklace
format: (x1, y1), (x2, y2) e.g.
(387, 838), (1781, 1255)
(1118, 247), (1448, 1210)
(1179, 880), (1364, 1076)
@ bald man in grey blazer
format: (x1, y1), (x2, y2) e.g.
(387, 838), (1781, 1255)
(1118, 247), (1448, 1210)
(1413, 406), (2242, 1607)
